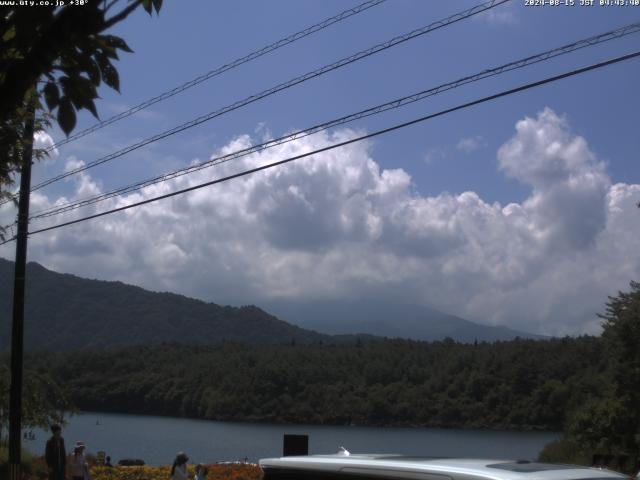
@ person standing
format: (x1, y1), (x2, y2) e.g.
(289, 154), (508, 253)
(171, 452), (189, 480)
(194, 464), (208, 480)
(45, 425), (66, 480)
(69, 442), (91, 480)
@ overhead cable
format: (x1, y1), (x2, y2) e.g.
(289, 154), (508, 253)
(27, 22), (640, 221)
(44, 0), (389, 152)
(12, 49), (637, 240)
(23, 0), (510, 195)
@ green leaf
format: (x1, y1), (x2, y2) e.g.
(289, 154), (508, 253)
(43, 82), (60, 110)
(142, 0), (153, 14)
(2, 25), (16, 42)
(58, 75), (73, 98)
(72, 74), (98, 97)
(75, 52), (101, 86)
(102, 45), (119, 60)
(84, 98), (99, 119)
(99, 60), (120, 92)
(60, 75), (99, 119)
(86, 58), (101, 86)
(96, 36), (119, 60)
(103, 34), (133, 53)
(57, 97), (76, 136)
(152, 0), (163, 13)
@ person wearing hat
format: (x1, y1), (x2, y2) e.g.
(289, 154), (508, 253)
(45, 425), (66, 480)
(194, 463), (208, 480)
(171, 452), (189, 480)
(69, 441), (91, 480)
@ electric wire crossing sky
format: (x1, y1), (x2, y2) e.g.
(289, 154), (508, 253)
(1, 0), (639, 252)
(44, 0), (388, 152)
(24, 0), (509, 194)
(25, 22), (640, 222)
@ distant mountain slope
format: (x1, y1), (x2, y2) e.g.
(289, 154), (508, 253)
(263, 299), (545, 342)
(0, 259), (543, 351)
(0, 259), (328, 351)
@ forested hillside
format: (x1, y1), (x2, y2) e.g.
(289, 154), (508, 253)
(0, 259), (542, 350)
(0, 259), (328, 350)
(27, 336), (606, 431)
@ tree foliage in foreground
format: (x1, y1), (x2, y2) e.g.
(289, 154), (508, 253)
(565, 281), (640, 456)
(27, 336), (608, 431)
(0, 0), (162, 222)
(0, 365), (73, 446)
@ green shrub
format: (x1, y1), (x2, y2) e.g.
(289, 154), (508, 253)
(0, 446), (48, 479)
(0, 445), (33, 463)
(538, 437), (590, 466)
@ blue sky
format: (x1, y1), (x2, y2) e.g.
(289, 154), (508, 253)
(1, 0), (639, 335)
(32, 0), (640, 202)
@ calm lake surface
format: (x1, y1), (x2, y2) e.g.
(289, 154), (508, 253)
(24, 412), (559, 466)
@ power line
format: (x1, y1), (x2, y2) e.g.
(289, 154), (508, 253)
(26, 22), (640, 221)
(1, 49), (636, 246)
(13, 49), (637, 240)
(44, 0), (388, 153)
(23, 0), (510, 195)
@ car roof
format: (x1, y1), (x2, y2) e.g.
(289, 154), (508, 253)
(259, 454), (629, 480)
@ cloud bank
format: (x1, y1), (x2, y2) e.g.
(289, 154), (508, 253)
(456, 135), (486, 154)
(1, 108), (638, 336)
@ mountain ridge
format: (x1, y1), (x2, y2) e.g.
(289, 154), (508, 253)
(264, 299), (545, 342)
(0, 258), (543, 350)
(0, 258), (329, 350)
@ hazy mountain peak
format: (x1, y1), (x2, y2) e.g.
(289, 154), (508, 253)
(263, 298), (545, 342)
(0, 259), (543, 351)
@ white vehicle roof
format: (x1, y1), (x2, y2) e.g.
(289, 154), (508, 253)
(259, 453), (629, 480)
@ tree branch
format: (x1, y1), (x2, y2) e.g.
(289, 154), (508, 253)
(104, 0), (122, 14)
(103, 0), (144, 30)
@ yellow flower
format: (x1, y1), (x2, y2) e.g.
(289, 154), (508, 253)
(90, 463), (262, 480)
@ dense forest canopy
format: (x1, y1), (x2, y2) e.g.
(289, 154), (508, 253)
(24, 336), (606, 431)
(0, 281), (635, 467)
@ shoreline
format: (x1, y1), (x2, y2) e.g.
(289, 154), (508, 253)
(76, 409), (561, 435)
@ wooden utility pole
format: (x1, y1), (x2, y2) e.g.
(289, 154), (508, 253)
(9, 102), (35, 480)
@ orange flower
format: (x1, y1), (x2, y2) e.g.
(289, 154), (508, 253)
(90, 463), (263, 480)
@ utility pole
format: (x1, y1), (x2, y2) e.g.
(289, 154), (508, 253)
(8, 102), (35, 480)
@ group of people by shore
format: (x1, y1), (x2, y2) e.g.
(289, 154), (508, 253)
(45, 424), (112, 480)
(171, 452), (209, 480)
(45, 425), (208, 480)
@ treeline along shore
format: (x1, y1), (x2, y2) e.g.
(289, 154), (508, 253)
(25, 336), (606, 431)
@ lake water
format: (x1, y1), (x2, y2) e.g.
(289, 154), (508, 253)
(23, 412), (559, 466)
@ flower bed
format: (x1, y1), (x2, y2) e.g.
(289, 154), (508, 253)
(90, 463), (263, 480)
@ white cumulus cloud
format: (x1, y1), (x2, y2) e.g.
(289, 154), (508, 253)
(34, 130), (58, 165)
(1, 108), (638, 336)
(456, 135), (486, 154)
